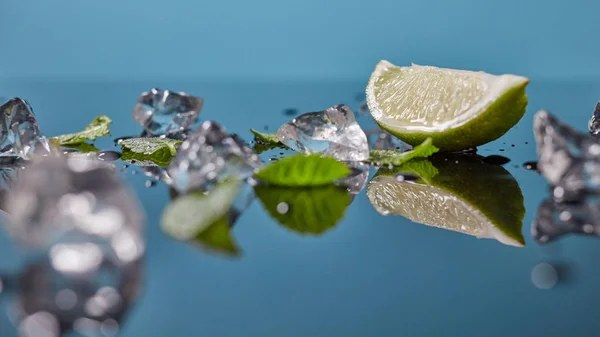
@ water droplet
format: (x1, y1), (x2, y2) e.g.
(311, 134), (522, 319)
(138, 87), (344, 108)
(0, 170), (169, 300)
(114, 136), (135, 145)
(276, 202), (289, 214)
(131, 170), (137, 175)
(144, 180), (156, 188)
(97, 151), (121, 161)
(483, 155), (511, 165)
(499, 149), (505, 152)
(283, 108), (298, 116)
(523, 161), (538, 171)
(525, 141), (529, 144)
(531, 263), (558, 289)
(263, 125), (269, 131)
(511, 144), (515, 147)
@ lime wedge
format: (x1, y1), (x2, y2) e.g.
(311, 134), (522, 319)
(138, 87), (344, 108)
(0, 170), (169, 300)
(366, 156), (526, 246)
(366, 61), (529, 151)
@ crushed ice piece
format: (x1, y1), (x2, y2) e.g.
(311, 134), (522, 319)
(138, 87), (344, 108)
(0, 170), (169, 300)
(533, 110), (600, 200)
(0, 98), (51, 159)
(5, 155), (145, 266)
(276, 104), (369, 161)
(588, 101), (600, 135)
(133, 88), (203, 136)
(532, 198), (600, 243)
(167, 121), (263, 193)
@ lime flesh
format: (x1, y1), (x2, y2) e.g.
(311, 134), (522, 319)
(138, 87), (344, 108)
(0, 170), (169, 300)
(367, 156), (526, 247)
(366, 61), (529, 151)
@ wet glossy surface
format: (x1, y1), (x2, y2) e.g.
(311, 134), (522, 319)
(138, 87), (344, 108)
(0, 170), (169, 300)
(1, 79), (600, 337)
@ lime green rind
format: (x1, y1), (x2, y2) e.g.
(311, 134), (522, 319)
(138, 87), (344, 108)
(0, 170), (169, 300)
(375, 81), (529, 152)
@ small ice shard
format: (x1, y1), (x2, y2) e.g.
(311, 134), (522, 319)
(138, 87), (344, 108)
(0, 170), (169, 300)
(533, 110), (600, 200)
(167, 121), (263, 192)
(0, 98), (50, 159)
(588, 101), (600, 135)
(532, 198), (600, 243)
(133, 88), (203, 136)
(5, 156), (145, 266)
(276, 104), (369, 161)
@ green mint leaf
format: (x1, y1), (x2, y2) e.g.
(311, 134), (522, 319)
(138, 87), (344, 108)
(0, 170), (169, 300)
(62, 142), (100, 153)
(255, 185), (350, 235)
(367, 138), (438, 166)
(53, 115), (112, 145)
(120, 137), (181, 167)
(250, 128), (287, 154)
(255, 154), (351, 186)
(161, 181), (241, 255)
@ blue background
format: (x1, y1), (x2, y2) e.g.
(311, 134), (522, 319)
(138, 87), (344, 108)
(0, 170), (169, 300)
(1, 0), (599, 81)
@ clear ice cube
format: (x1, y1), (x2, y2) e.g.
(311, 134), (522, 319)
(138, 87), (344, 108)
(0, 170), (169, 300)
(0, 98), (51, 159)
(339, 162), (369, 195)
(588, 101), (600, 135)
(133, 88), (203, 136)
(167, 121), (263, 193)
(276, 104), (369, 161)
(5, 155), (145, 266)
(533, 110), (600, 200)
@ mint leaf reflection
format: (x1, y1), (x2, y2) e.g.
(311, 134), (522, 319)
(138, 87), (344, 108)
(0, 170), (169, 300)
(255, 185), (350, 235)
(367, 156), (525, 247)
(161, 180), (242, 256)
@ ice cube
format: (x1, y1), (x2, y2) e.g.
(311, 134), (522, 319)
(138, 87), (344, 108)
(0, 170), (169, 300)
(167, 121), (263, 192)
(532, 198), (600, 243)
(276, 104), (369, 161)
(339, 162), (369, 195)
(133, 88), (203, 136)
(588, 101), (600, 135)
(533, 110), (600, 199)
(0, 98), (51, 159)
(14, 255), (141, 337)
(365, 127), (407, 151)
(5, 155), (145, 266)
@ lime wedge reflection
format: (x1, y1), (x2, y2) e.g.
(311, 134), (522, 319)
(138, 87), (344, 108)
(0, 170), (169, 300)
(367, 156), (526, 246)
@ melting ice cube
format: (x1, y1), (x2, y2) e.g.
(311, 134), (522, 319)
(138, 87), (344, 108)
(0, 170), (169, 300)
(276, 104), (369, 161)
(533, 110), (600, 200)
(167, 121), (263, 192)
(133, 88), (203, 136)
(588, 102), (600, 135)
(339, 162), (370, 196)
(0, 98), (50, 159)
(5, 155), (145, 266)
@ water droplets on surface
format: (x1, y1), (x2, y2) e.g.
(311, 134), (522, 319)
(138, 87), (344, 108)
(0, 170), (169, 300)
(483, 155), (510, 166)
(276, 202), (289, 214)
(531, 263), (558, 289)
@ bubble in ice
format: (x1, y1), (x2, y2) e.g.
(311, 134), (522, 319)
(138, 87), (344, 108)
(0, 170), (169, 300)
(133, 88), (203, 136)
(5, 155), (145, 266)
(0, 98), (51, 159)
(167, 121), (263, 193)
(276, 104), (369, 161)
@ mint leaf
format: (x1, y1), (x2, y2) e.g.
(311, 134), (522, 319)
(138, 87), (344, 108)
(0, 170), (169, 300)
(193, 215), (239, 255)
(250, 128), (287, 154)
(63, 142), (100, 153)
(161, 181), (241, 255)
(53, 115), (112, 145)
(120, 137), (181, 167)
(255, 154), (351, 186)
(367, 138), (438, 166)
(255, 185), (350, 235)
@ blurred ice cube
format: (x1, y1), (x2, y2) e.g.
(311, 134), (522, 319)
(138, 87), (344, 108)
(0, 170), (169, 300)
(588, 101), (600, 135)
(167, 121), (263, 192)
